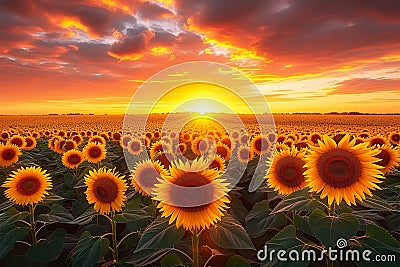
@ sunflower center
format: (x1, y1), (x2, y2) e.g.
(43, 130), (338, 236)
(376, 149), (391, 167)
(216, 146), (228, 158)
(198, 140), (208, 152)
(122, 138), (130, 147)
(26, 138), (34, 147)
(391, 134), (399, 142)
(2, 149), (16, 160)
(317, 149), (361, 188)
(370, 138), (385, 146)
(130, 141), (141, 151)
(94, 177), (118, 203)
(64, 142), (75, 151)
(210, 158), (222, 170)
(174, 172), (211, 187)
(11, 138), (23, 147)
(240, 148), (250, 160)
(137, 168), (160, 188)
(88, 147), (101, 158)
(68, 155), (81, 164)
(311, 134), (321, 144)
(276, 156), (305, 187)
(169, 172), (215, 208)
(17, 177), (40, 195)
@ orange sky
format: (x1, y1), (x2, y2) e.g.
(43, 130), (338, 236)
(0, 0), (399, 114)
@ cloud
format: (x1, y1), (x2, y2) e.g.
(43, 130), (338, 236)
(108, 29), (155, 60)
(333, 78), (400, 94)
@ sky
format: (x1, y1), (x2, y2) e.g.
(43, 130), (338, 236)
(0, 0), (399, 115)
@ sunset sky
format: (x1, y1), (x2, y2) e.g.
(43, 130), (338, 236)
(0, 0), (399, 115)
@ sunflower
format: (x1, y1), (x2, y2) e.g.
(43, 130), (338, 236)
(309, 132), (322, 146)
(0, 144), (22, 167)
(64, 140), (77, 152)
(208, 154), (226, 172)
(83, 142), (106, 163)
(7, 135), (26, 149)
(191, 137), (210, 156)
(85, 168), (127, 214)
(150, 141), (170, 159)
(374, 145), (400, 174)
(240, 134), (249, 145)
(153, 158), (230, 231)
(140, 136), (151, 148)
(2, 166), (52, 206)
(54, 139), (66, 154)
(304, 134), (384, 205)
(250, 135), (271, 156)
(112, 132), (121, 142)
(216, 143), (231, 161)
(388, 132), (400, 145)
(0, 131), (9, 140)
(220, 137), (232, 149)
(266, 148), (307, 195)
(131, 160), (169, 196)
(24, 136), (37, 151)
(31, 132), (40, 139)
(237, 145), (254, 163)
(275, 143), (289, 152)
(89, 135), (106, 146)
(276, 135), (286, 143)
(72, 135), (83, 146)
(156, 152), (174, 170)
(176, 143), (187, 155)
(368, 135), (390, 147)
(127, 139), (144, 155)
(62, 149), (84, 169)
(120, 135), (132, 149)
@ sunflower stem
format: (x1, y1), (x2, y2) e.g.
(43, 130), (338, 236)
(192, 229), (200, 267)
(29, 204), (37, 245)
(110, 210), (119, 263)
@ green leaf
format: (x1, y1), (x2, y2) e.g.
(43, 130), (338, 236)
(226, 255), (250, 267)
(272, 188), (325, 213)
(355, 224), (400, 267)
(114, 202), (151, 223)
(27, 228), (66, 262)
(0, 201), (14, 213)
(135, 217), (185, 252)
(72, 207), (97, 225)
(41, 192), (64, 204)
(293, 215), (313, 236)
(72, 231), (110, 267)
(309, 210), (359, 248)
(229, 197), (249, 223)
(0, 207), (29, 228)
(245, 200), (287, 236)
(262, 225), (307, 267)
(386, 214), (400, 232)
(160, 252), (183, 267)
(248, 155), (269, 192)
(128, 249), (172, 266)
(357, 195), (396, 212)
(209, 214), (255, 250)
(0, 226), (30, 259)
(37, 204), (74, 223)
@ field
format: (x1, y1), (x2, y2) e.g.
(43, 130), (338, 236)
(0, 114), (399, 267)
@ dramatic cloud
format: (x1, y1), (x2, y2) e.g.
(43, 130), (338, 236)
(333, 78), (400, 95)
(0, 0), (399, 114)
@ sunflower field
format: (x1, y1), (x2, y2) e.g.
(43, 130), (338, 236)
(0, 114), (399, 267)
